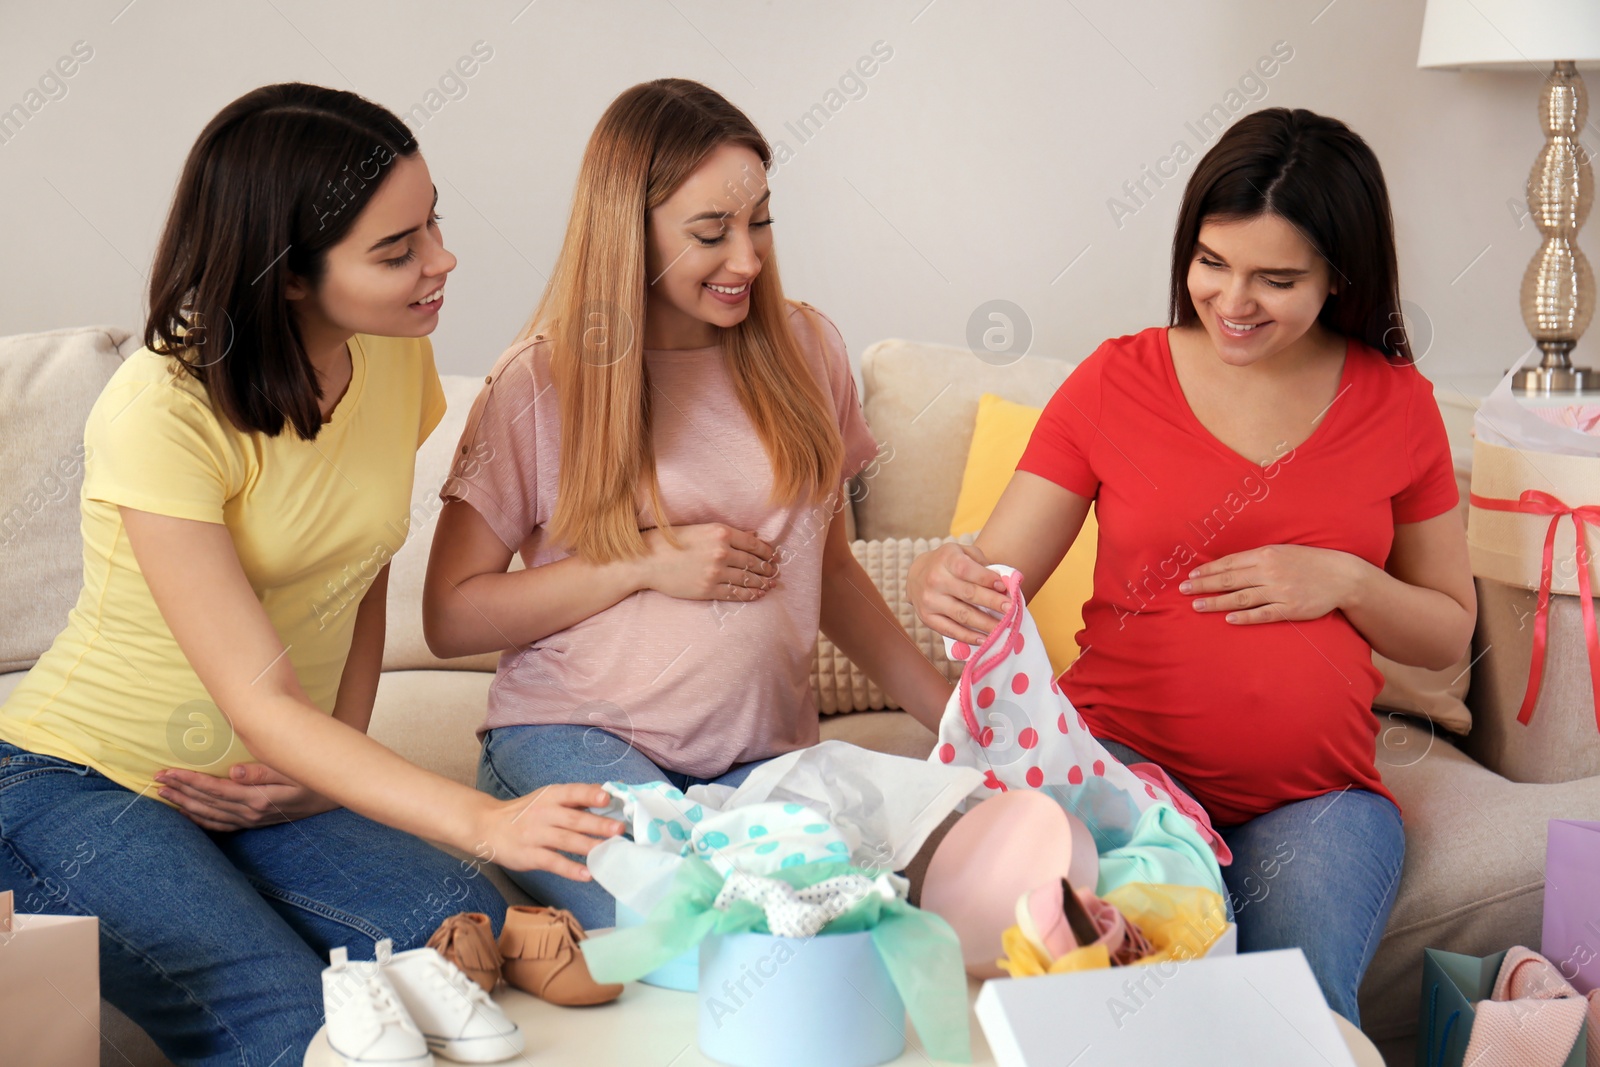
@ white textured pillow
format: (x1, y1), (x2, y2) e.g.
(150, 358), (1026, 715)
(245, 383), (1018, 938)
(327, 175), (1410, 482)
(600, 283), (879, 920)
(382, 372), (510, 673)
(0, 327), (134, 672)
(811, 535), (973, 713)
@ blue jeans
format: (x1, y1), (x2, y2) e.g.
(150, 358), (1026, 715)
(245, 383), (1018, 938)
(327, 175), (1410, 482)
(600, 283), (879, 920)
(477, 723), (768, 929)
(0, 740), (507, 1066)
(1099, 739), (1403, 1026)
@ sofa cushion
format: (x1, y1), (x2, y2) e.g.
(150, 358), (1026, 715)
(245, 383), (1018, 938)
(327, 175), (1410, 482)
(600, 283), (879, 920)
(949, 392), (1098, 674)
(0, 327), (135, 672)
(367, 668), (493, 786)
(382, 373), (521, 673)
(1358, 714), (1600, 1042)
(818, 708), (938, 760)
(812, 536), (968, 713)
(854, 338), (1073, 540)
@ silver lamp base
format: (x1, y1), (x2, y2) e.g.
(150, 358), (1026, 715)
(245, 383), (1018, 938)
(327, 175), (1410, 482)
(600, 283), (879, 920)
(1513, 62), (1596, 396)
(1514, 343), (1598, 393)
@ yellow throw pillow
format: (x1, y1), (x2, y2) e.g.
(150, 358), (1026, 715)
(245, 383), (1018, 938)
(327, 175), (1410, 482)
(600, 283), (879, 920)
(949, 393), (1097, 674)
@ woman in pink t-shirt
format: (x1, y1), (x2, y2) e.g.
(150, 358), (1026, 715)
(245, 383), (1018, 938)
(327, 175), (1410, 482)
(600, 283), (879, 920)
(424, 79), (953, 927)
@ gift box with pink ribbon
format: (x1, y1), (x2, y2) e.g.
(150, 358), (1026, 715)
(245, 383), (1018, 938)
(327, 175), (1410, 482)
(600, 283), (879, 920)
(1465, 360), (1600, 784)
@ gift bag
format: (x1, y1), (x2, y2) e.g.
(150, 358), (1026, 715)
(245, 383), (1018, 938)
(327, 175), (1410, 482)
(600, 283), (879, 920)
(930, 564), (1231, 890)
(1417, 947), (1587, 1067)
(1545, 820), (1600, 995)
(1467, 353), (1600, 783)
(0, 890), (100, 1065)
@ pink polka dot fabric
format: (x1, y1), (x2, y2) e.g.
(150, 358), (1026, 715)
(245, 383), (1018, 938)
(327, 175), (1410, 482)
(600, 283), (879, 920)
(929, 564), (1230, 864)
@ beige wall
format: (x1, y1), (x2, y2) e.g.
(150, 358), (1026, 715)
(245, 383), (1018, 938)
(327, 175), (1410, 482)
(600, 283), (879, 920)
(0, 0), (1580, 390)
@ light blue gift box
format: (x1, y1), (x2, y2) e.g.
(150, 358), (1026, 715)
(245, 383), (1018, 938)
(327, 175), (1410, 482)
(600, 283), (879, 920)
(614, 901), (699, 991)
(697, 929), (906, 1067)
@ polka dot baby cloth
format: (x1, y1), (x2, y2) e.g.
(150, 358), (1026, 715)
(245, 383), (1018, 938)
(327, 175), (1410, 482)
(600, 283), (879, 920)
(932, 564), (1231, 866)
(595, 782), (852, 879)
(713, 870), (909, 938)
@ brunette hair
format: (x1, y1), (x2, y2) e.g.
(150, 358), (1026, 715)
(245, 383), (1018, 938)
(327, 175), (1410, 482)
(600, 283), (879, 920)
(1169, 107), (1412, 362)
(524, 78), (844, 565)
(145, 83), (418, 438)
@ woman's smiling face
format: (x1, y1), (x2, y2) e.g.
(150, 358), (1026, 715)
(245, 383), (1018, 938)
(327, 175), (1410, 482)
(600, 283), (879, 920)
(642, 143), (774, 349)
(289, 153), (457, 340)
(1186, 213), (1337, 366)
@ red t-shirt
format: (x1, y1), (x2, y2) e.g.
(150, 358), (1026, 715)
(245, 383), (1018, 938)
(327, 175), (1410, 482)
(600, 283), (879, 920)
(1016, 327), (1457, 826)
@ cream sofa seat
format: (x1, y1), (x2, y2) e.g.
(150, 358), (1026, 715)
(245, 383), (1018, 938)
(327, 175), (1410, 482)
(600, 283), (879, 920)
(4, 327), (1599, 1066)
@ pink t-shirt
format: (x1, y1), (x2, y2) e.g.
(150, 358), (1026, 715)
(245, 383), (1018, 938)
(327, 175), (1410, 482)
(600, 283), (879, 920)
(440, 302), (880, 777)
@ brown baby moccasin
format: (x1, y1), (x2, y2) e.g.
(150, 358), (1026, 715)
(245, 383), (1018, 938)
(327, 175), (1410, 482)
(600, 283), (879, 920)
(426, 911), (503, 993)
(498, 905), (623, 1006)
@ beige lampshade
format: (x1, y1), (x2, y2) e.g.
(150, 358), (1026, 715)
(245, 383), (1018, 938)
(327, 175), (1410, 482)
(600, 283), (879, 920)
(1418, 0), (1600, 70)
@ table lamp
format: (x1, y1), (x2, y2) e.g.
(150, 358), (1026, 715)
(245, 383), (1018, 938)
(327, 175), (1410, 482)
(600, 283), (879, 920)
(1419, 0), (1600, 393)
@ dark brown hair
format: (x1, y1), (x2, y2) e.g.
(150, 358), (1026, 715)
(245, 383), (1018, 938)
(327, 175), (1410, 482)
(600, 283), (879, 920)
(1169, 107), (1411, 363)
(145, 83), (418, 438)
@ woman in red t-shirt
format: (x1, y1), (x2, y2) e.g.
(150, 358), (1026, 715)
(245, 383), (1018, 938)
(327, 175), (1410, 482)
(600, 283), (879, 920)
(909, 108), (1474, 1025)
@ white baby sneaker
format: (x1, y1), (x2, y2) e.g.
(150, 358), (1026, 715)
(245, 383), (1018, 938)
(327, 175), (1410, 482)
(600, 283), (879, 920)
(377, 939), (526, 1063)
(322, 946), (434, 1066)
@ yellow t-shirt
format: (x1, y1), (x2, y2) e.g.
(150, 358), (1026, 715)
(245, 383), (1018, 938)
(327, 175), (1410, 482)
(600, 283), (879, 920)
(0, 334), (447, 803)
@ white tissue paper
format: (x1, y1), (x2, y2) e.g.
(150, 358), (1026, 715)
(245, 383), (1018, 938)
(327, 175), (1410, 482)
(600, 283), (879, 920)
(1476, 347), (1600, 458)
(586, 741), (982, 917)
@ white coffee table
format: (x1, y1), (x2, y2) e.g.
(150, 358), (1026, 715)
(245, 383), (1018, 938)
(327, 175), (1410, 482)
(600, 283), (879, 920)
(304, 977), (1383, 1065)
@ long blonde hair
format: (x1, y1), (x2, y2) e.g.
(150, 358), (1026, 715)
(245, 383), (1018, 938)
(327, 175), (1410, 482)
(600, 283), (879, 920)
(526, 78), (845, 565)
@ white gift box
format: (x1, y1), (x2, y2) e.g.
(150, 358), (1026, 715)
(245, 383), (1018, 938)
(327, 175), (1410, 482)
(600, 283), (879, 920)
(0, 889), (101, 1065)
(974, 944), (1358, 1067)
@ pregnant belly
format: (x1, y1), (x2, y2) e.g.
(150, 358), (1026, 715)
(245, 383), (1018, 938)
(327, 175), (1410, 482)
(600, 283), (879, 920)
(1070, 607), (1385, 821)
(533, 587), (814, 705)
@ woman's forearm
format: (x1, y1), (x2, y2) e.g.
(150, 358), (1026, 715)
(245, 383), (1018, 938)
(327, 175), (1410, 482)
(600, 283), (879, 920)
(243, 689), (496, 851)
(1341, 558), (1474, 670)
(431, 552), (647, 657)
(819, 557), (952, 734)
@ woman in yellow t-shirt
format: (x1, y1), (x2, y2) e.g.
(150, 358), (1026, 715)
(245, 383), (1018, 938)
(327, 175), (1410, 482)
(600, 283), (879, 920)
(0, 83), (622, 1063)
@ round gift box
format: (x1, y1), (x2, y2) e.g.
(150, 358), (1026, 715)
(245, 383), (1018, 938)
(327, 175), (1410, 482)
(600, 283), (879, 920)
(614, 902), (699, 991)
(697, 929), (906, 1067)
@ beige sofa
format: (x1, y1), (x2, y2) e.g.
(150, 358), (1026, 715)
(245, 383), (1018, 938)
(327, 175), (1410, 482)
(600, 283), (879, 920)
(3, 326), (1598, 1066)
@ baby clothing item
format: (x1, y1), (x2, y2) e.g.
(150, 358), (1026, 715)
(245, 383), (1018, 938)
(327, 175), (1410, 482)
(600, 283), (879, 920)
(594, 781), (852, 878)
(714, 870), (909, 939)
(1014, 878), (1153, 968)
(499, 906), (624, 1007)
(933, 564), (1233, 884)
(999, 882), (1229, 979)
(323, 938), (524, 1065)
(426, 908), (623, 1007)
(1125, 762), (1232, 863)
(688, 739), (983, 873)
(379, 941), (525, 1063)
(585, 746), (981, 931)
(1461, 945), (1600, 1067)
(427, 912), (501, 994)
(322, 945), (432, 1067)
